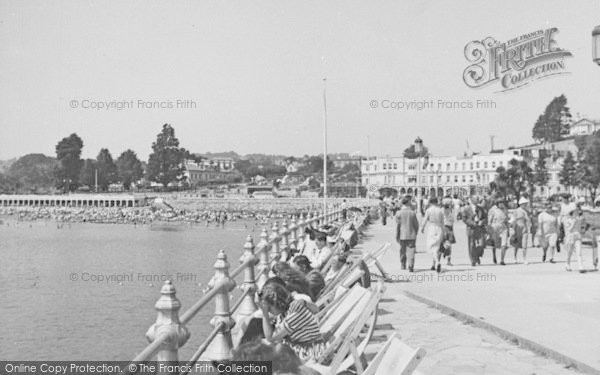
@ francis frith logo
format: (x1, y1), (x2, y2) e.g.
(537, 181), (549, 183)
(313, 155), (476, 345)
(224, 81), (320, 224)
(463, 28), (572, 92)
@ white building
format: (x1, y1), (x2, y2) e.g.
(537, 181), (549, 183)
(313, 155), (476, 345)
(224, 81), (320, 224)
(362, 153), (521, 197)
(569, 118), (600, 136)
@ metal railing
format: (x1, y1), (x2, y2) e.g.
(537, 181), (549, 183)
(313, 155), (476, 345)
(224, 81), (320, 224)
(128, 207), (351, 372)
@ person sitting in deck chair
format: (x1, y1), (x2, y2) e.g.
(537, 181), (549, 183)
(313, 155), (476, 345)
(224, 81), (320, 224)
(306, 231), (332, 270)
(259, 282), (325, 360)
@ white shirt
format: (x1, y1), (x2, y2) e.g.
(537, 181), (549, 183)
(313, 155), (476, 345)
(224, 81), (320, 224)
(308, 245), (332, 269)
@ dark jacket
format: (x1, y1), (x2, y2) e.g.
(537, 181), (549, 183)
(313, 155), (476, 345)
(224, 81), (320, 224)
(395, 206), (419, 241)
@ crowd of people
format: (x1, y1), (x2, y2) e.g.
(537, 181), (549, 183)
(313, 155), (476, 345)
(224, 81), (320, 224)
(231, 219), (361, 374)
(0, 205), (311, 227)
(379, 193), (600, 273)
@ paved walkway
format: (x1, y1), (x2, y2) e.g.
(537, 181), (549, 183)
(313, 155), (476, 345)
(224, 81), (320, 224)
(358, 220), (600, 374)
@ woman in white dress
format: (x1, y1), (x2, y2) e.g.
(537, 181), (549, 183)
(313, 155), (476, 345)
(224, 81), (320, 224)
(421, 197), (445, 273)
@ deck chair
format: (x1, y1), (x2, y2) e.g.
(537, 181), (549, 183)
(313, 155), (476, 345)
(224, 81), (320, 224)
(362, 243), (391, 281)
(307, 281), (385, 375)
(318, 283), (367, 329)
(362, 332), (426, 375)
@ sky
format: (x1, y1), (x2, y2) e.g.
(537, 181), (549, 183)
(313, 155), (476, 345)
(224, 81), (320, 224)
(1, 0), (599, 161)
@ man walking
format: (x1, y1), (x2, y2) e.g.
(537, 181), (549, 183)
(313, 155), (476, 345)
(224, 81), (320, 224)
(537, 203), (559, 263)
(395, 196), (419, 272)
(379, 197), (388, 225)
(462, 195), (487, 267)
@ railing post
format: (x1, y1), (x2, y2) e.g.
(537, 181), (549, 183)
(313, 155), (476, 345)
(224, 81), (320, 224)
(145, 280), (190, 368)
(257, 228), (270, 288)
(203, 250), (236, 361)
(280, 218), (290, 261)
(238, 236), (257, 318)
(270, 221), (281, 261)
(289, 216), (298, 256)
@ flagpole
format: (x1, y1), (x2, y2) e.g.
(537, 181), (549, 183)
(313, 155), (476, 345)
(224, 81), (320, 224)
(367, 135), (371, 202)
(322, 77), (328, 217)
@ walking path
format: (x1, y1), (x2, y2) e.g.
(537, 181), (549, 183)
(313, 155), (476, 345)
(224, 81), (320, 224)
(359, 220), (600, 374)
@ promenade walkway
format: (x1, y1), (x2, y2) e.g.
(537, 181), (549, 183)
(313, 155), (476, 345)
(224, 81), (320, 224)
(358, 220), (600, 375)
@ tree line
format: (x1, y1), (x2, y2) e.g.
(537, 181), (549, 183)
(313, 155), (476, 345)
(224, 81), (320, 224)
(0, 123), (361, 194)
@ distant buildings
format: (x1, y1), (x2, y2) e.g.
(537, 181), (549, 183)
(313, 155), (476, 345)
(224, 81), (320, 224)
(183, 157), (241, 185)
(363, 133), (596, 198)
(362, 153), (519, 197)
(569, 118), (600, 136)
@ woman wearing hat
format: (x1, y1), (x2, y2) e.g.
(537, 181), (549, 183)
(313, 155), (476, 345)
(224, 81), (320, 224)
(510, 197), (531, 264)
(488, 199), (509, 265)
(562, 204), (588, 272)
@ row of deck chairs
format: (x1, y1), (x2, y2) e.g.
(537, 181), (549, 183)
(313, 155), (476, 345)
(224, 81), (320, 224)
(235, 212), (426, 374)
(306, 244), (426, 375)
(301, 213), (426, 375)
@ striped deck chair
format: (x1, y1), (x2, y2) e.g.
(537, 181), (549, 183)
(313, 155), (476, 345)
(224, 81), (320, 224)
(362, 332), (426, 375)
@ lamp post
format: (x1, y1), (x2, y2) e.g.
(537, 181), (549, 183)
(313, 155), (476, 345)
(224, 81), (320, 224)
(414, 137), (423, 198)
(322, 77), (328, 216)
(414, 137), (423, 216)
(367, 135), (371, 200)
(593, 26), (600, 65)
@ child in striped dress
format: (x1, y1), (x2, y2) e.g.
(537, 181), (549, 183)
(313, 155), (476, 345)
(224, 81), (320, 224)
(259, 282), (325, 360)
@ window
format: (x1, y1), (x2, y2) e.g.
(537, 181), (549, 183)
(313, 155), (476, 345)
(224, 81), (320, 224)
(446, 175), (450, 182)
(446, 163), (451, 170)
(492, 161), (496, 168)
(383, 163), (386, 170)
(454, 175), (458, 182)
(499, 161), (503, 166)
(430, 176), (434, 183)
(476, 162), (480, 168)
(393, 163), (397, 169)
(470, 163), (474, 170)
(437, 163), (442, 170)
(454, 163), (458, 170)
(462, 163), (466, 170)
(462, 175), (466, 182)
(484, 162), (488, 168)
(408, 163), (416, 170)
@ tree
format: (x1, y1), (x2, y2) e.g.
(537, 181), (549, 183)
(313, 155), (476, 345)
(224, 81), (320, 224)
(532, 94), (571, 143)
(532, 153), (549, 194)
(576, 136), (600, 202)
(0, 172), (16, 193)
(116, 150), (143, 190)
(8, 154), (58, 193)
(494, 159), (533, 200)
(95, 149), (118, 191)
(79, 159), (97, 190)
(55, 133), (84, 192)
(146, 124), (186, 187)
(234, 159), (253, 179)
(559, 151), (577, 193)
(300, 156), (334, 174)
(403, 144), (429, 159)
